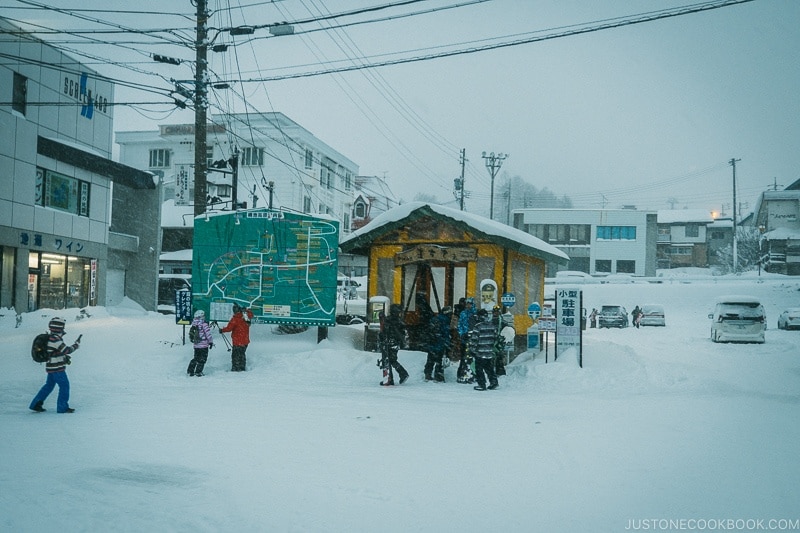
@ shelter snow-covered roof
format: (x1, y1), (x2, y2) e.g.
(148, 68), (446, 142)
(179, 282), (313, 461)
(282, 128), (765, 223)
(340, 202), (569, 265)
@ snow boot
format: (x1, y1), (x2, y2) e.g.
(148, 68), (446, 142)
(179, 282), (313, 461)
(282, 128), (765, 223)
(30, 402), (46, 412)
(488, 383), (499, 390)
(473, 385), (486, 391)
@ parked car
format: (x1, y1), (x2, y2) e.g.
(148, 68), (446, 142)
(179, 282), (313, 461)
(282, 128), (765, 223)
(337, 276), (361, 299)
(709, 295), (766, 343)
(777, 308), (800, 330)
(598, 305), (629, 328)
(639, 304), (666, 327)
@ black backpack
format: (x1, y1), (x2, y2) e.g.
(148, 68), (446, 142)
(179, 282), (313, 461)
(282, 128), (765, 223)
(189, 324), (200, 344)
(31, 333), (50, 363)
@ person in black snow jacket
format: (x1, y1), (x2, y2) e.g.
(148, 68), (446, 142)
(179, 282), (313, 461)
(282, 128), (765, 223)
(379, 304), (410, 385)
(468, 309), (501, 391)
(30, 317), (81, 413)
(425, 306), (452, 382)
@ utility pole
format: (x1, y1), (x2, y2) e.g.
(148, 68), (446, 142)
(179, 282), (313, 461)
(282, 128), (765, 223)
(482, 151), (507, 220)
(458, 148), (466, 210)
(506, 180), (512, 225)
(729, 157), (741, 273)
(193, 0), (209, 218)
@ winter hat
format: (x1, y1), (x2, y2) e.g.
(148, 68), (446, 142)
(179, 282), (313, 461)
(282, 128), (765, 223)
(441, 306), (453, 315)
(194, 310), (205, 319)
(48, 317), (66, 333)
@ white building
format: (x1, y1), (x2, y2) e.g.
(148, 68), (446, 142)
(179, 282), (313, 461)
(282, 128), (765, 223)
(0, 17), (159, 313)
(512, 208), (657, 277)
(116, 112), (360, 252)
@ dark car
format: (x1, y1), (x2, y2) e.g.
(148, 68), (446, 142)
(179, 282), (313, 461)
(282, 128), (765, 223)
(157, 274), (191, 314)
(598, 305), (629, 328)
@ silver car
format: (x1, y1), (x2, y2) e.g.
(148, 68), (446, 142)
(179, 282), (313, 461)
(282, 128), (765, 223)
(639, 304), (666, 327)
(777, 308), (800, 330)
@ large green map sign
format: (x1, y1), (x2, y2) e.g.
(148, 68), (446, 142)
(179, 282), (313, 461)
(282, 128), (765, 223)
(192, 209), (339, 326)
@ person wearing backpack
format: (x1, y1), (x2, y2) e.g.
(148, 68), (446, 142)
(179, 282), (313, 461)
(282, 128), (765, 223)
(187, 310), (214, 376)
(219, 304), (253, 372)
(29, 317), (81, 413)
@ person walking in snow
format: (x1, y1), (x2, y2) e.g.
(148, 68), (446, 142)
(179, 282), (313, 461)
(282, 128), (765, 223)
(220, 303), (254, 371)
(425, 306), (452, 382)
(379, 303), (410, 385)
(187, 309), (214, 376)
(632, 305), (642, 329)
(30, 317), (81, 413)
(589, 308), (598, 328)
(468, 308), (500, 391)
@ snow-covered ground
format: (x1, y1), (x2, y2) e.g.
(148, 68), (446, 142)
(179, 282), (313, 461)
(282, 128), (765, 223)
(1, 272), (799, 532)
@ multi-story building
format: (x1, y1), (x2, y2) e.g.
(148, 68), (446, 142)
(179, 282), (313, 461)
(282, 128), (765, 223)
(116, 112), (360, 257)
(0, 17), (159, 313)
(512, 208), (657, 277)
(655, 209), (714, 269)
(752, 185), (800, 275)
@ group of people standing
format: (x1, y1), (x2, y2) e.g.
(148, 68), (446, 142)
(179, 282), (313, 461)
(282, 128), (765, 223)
(380, 295), (509, 391)
(187, 304), (254, 376)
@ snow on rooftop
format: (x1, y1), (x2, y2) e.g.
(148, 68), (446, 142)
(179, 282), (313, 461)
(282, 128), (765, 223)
(341, 202), (568, 261)
(657, 209), (714, 224)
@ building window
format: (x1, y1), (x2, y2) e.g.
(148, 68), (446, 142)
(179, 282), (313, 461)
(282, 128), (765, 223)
(303, 196), (312, 213)
(36, 168), (90, 217)
(13, 72), (27, 115)
(241, 147), (264, 167)
(321, 158), (335, 189)
(711, 231), (725, 240)
(685, 224), (700, 238)
(344, 171), (352, 191)
(596, 226), (636, 240)
(617, 260), (635, 273)
(304, 148), (313, 169)
(595, 259), (611, 273)
(342, 213), (350, 233)
(671, 246), (692, 256)
(149, 149), (171, 168)
(354, 201), (367, 219)
(206, 147), (215, 169)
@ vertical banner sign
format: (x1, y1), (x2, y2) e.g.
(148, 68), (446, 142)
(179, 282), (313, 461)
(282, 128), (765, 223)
(90, 259), (97, 305)
(556, 287), (582, 362)
(175, 289), (192, 325)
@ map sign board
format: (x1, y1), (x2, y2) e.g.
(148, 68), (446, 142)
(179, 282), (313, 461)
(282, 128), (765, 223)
(192, 209), (339, 326)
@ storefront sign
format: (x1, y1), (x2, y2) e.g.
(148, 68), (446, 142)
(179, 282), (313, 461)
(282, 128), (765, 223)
(394, 245), (477, 266)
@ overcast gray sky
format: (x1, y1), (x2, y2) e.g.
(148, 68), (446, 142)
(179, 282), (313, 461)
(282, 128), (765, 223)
(4, 0), (798, 218)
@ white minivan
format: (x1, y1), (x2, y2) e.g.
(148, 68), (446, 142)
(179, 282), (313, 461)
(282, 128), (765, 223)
(709, 295), (766, 344)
